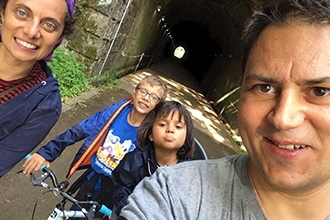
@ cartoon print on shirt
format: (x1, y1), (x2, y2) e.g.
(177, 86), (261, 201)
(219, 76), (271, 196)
(97, 130), (135, 170)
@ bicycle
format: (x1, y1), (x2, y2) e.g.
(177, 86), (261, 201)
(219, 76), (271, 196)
(18, 155), (112, 220)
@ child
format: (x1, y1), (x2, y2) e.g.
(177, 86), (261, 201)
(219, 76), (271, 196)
(23, 75), (167, 210)
(110, 100), (195, 217)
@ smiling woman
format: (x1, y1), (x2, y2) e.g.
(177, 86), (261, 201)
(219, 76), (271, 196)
(0, 0), (75, 178)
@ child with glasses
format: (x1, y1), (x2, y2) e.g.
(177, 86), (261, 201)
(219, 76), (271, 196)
(23, 74), (167, 218)
(109, 101), (195, 218)
(135, 87), (161, 103)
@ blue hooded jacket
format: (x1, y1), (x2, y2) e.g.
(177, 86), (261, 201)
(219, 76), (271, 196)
(0, 61), (61, 177)
(111, 145), (191, 214)
(36, 98), (133, 179)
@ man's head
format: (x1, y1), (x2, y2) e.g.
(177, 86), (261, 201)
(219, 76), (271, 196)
(241, 0), (330, 73)
(238, 0), (330, 194)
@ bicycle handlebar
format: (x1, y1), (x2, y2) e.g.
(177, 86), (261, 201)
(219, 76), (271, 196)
(19, 154), (112, 218)
(99, 204), (112, 217)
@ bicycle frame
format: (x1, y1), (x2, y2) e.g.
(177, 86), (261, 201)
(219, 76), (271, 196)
(47, 192), (111, 220)
(48, 207), (87, 219)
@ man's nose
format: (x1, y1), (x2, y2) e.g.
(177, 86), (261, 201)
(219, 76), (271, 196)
(267, 91), (306, 130)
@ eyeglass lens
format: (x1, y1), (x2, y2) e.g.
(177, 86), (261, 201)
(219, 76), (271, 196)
(137, 88), (160, 102)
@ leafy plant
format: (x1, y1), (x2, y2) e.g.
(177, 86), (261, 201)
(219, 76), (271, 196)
(91, 69), (119, 89)
(48, 48), (90, 101)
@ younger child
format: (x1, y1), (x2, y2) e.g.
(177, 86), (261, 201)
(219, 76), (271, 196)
(110, 100), (195, 217)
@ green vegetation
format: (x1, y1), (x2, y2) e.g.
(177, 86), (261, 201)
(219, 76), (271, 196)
(48, 48), (118, 102)
(91, 69), (119, 89)
(48, 48), (90, 102)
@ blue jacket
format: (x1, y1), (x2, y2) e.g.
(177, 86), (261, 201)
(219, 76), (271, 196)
(37, 98), (133, 178)
(111, 145), (191, 214)
(0, 61), (61, 177)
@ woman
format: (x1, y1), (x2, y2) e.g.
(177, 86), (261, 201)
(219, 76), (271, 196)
(0, 0), (75, 177)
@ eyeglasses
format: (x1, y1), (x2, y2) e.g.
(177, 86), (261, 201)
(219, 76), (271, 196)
(136, 88), (161, 102)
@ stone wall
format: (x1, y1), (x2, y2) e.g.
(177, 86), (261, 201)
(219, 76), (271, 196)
(64, 0), (165, 77)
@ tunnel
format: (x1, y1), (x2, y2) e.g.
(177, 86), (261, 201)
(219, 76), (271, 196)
(140, 0), (261, 130)
(66, 0), (271, 131)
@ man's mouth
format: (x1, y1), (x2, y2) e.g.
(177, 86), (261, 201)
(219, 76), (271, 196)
(277, 144), (306, 150)
(15, 38), (37, 50)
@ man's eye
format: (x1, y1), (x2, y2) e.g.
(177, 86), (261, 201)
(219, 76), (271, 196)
(311, 87), (330, 97)
(255, 84), (274, 93)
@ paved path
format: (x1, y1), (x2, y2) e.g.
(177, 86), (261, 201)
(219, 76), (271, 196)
(0, 59), (241, 219)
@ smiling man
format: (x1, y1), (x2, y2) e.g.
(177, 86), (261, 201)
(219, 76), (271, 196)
(117, 1), (330, 219)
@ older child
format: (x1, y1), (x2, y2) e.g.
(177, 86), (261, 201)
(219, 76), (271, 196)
(110, 100), (195, 217)
(23, 75), (167, 212)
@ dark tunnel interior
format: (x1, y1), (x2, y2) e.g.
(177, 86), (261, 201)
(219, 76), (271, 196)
(171, 21), (223, 82)
(145, 0), (261, 128)
(149, 0), (254, 89)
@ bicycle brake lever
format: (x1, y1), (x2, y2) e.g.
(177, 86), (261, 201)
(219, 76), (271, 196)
(30, 171), (50, 187)
(16, 170), (24, 174)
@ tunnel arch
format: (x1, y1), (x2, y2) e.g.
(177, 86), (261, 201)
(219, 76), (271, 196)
(62, 0), (271, 130)
(143, 0), (259, 128)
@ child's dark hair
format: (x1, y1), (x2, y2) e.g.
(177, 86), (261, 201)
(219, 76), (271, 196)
(137, 101), (195, 159)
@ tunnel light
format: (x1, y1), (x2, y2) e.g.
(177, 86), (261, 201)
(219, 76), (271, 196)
(156, 5), (162, 12)
(174, 46), (185, 59)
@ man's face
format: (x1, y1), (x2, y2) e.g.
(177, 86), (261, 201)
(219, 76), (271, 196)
(238, 22), (330, 194)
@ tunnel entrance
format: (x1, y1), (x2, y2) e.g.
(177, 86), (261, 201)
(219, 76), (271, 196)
(142, 0), (257, 131)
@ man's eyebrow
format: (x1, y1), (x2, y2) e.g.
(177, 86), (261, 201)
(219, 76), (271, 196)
(246, 74), (330, 85)
(245, 73), (277, 84)
(300, 77), (330, 85)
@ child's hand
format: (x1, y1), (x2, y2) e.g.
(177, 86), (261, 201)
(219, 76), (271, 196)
(23, 153), (49, 176)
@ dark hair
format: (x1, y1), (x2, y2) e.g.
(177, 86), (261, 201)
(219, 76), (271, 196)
(0, 0), (75, 37)
(137, 101), (195, 159)
(62, 2), (75, 37)
(241, 0), (330, 72)
(135, 74), (168, 102)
